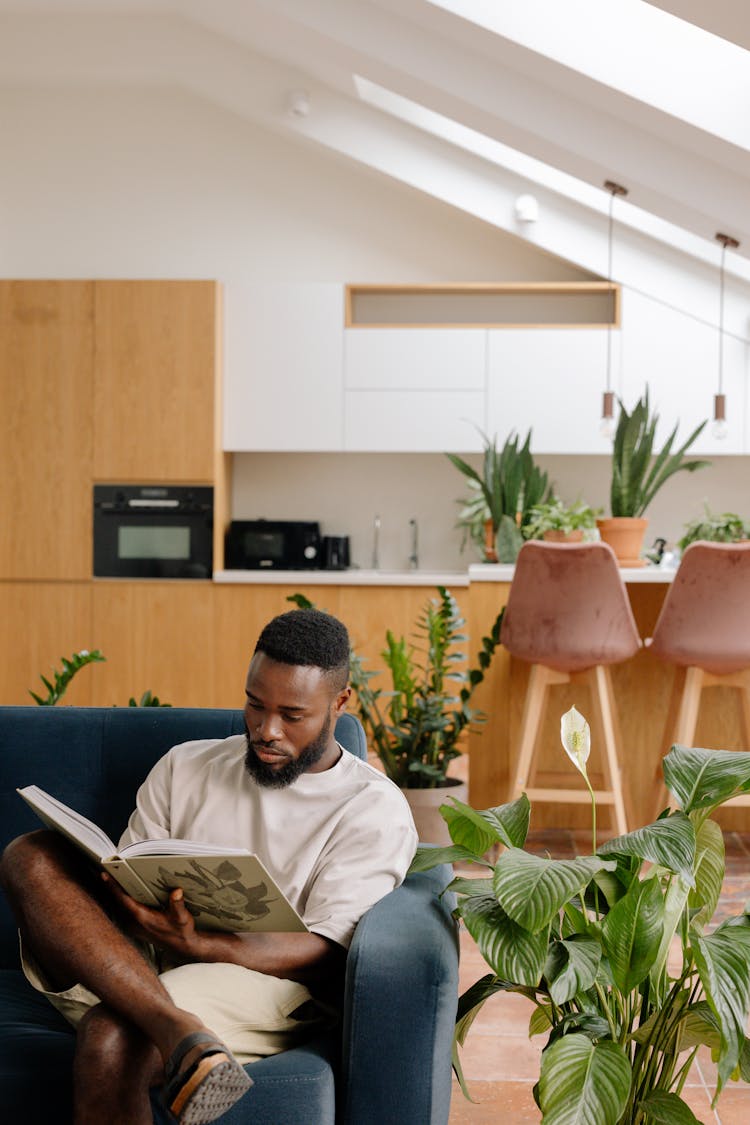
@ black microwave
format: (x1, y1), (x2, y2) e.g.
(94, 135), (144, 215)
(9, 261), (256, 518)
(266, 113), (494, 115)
(93, 485), (213, 579)
(225, 520), (321, 570)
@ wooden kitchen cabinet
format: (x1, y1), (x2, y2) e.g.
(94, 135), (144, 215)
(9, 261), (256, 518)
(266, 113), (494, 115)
(90, 581), (216, 707)
(0, 581), (94, 704)
(0, 282), (95, 579)
(93, 281), (220, 481)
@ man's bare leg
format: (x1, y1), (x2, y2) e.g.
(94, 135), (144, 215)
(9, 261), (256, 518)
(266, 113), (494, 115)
(73, 1005), (162, 1125)
(0, 830), (229, 1120)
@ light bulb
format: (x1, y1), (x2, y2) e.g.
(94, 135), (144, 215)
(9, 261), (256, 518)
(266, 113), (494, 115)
(712, 417), (729, 440)
(599, 415), (616, 439)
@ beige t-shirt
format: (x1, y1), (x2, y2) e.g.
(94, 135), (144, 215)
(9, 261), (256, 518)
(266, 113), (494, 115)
(118, 735), (417, 949)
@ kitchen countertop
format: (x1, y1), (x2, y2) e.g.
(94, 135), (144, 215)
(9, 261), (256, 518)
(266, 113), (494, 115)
(468, 563), (678, 583)
(213, 569), (470, 587)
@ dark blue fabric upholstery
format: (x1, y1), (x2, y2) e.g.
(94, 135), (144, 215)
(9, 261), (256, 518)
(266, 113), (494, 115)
(0, 707), (458, 1124)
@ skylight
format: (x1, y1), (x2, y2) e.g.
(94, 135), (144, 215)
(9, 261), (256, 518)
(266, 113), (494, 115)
(354, 74), (744, 273)
(427, 0), (750, 152)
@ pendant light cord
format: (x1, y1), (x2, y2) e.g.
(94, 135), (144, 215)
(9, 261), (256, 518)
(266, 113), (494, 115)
(718, 238), (726, 396)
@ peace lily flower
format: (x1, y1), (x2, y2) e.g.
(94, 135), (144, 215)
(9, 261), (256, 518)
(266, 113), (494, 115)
(561, 705), (591, 777)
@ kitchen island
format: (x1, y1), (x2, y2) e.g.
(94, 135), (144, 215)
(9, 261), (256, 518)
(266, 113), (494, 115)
(467, 563), (750, 833)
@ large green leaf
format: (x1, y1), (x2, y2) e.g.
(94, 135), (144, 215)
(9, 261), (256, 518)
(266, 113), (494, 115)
(494, 849), (616, 933)
(438, 797), (503, 853)
(480, 794), (531, 848)
(601, 876), (664, 992)
(408, 843), (487, 874)
(598, 812), (695, 884)
(688, 817), (724, 929)
(537, 1034), (631, 1124)
(460, 893), (548, 986)
(544, 935), (602, 1005)
(692, 925), (750, 1096)
(640, 1090), (702, 1123)
(446, 876), (494, 897)
(663, 745), (750, 814)
(452, 973), (515, 1100)
(649, 873), (692, 995)
(440, 794), (530, 853)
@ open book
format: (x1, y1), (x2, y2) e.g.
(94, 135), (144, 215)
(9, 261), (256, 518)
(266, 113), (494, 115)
(17, 785), (308, 934)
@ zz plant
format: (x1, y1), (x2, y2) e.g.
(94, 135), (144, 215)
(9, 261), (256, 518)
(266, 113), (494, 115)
(413, 706), (750, 1123)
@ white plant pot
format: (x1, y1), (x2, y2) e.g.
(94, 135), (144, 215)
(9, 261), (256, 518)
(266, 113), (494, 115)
(403, 778), (468, 846)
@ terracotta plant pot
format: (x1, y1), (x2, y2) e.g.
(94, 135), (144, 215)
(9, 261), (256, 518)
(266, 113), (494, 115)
(596, 517), (649, 567)
(542, 529), (584, 543)
(404, 778), (468, 845)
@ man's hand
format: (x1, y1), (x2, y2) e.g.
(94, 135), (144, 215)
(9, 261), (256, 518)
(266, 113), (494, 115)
(102, 874), (203, 959)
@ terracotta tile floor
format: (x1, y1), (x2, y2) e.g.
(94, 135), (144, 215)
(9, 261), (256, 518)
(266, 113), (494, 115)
(447, 829), (750, 1124)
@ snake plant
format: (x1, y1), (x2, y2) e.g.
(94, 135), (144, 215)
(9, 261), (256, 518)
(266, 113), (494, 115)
(610, 390), (709, 518)
(447, 429), (551, 561)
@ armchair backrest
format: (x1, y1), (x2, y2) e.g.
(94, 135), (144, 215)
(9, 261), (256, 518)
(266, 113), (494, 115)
(0, 706), (366, 969)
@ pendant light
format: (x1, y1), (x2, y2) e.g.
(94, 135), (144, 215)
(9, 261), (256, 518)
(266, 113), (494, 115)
(600, 180), (628, 439)
(712, 232), (739, 440)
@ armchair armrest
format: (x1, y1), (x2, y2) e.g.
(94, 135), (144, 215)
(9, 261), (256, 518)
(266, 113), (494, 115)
(339, 865), (458, 1125)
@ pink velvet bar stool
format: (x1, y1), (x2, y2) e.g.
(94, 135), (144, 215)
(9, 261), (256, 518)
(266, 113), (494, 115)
(501, 541), (641, 834)
(649, 540), (750, 816)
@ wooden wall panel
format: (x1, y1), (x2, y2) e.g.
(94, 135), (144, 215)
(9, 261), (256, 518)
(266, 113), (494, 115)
(91, 581), (215, 707)
(0, 581), (93, 705)
(0, 282), (94, 579)
(93, 281), (218, 483)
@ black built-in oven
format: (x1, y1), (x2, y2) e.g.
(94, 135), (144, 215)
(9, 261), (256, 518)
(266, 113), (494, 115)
(93, 485), (213, 578)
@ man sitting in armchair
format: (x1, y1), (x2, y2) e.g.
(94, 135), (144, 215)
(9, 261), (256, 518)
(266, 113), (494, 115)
(0, 609), (417, 1125)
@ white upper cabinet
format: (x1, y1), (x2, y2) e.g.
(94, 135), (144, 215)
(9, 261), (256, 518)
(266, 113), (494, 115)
(619, 289), (746, 455)
(344, 328), (486, 390)
(223, 283), (344, 451)
(486, 328), (617, 453)
(343, 328), (487, 451)
(344, 389), (486, 451)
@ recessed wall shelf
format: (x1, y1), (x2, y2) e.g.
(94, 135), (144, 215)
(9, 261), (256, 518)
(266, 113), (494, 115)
(345, 282), (620, 329)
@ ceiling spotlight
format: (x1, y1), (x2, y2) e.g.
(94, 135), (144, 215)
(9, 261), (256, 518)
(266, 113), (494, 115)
(514, 194), (539, 224)
(286, 90), (311, 118)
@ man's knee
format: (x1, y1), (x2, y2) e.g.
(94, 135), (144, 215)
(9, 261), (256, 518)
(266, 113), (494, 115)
(0, 830), (59, 893)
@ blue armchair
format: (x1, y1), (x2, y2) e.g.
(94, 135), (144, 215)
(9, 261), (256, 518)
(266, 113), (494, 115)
(0, 707), (459, 1124)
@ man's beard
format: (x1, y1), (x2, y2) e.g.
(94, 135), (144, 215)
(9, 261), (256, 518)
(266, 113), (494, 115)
(243, 711), (332, 788)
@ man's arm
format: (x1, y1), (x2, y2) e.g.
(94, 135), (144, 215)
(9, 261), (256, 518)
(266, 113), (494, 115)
(103, 876), (345, 987)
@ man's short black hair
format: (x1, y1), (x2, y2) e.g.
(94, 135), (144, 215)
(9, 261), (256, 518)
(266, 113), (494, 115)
(254, 609), (350, 691)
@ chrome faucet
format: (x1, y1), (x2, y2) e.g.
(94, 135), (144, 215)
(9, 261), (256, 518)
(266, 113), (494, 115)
(371, 514), (381, 570)
(408, 518), (419, 570)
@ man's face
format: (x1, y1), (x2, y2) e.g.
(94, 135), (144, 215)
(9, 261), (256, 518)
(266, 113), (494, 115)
(243, 652), (350, 789)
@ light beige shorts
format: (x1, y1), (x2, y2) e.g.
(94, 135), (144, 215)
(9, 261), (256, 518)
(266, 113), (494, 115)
(21, 938), (327, 1065)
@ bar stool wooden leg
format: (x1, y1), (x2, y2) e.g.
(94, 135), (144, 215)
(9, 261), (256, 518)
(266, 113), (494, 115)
(511, 664), (568, 801)
(588, 665), (629, 836)
(653, 666), (703, 820)
(674, 666), (703, 746)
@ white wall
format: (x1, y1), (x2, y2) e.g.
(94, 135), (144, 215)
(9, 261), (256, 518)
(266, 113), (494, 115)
(232, 451), (750, 572)
(2, 84), (748, 569)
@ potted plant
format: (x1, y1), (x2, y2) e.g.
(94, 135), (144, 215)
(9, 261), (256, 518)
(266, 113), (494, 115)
(289, 589), (504, 844)
(598, 390), (709, 566)
(412, 706), (750, 1122)
(447, 429), (551, 563)
(523, 497), (601, 543)
(678, 504), (750, 552)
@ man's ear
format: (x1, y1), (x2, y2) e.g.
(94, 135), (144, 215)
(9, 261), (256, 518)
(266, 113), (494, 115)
(334, 686), (352, 716)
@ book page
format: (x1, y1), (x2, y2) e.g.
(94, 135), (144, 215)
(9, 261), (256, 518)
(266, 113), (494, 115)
(17, 785), (116, 864)
(120, 839), (254, 858)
